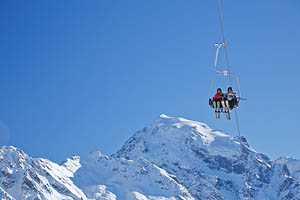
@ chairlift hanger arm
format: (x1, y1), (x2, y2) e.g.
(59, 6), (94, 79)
(214, 42), (226, 73)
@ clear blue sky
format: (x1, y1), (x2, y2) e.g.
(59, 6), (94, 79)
(0, 0), (299, 163)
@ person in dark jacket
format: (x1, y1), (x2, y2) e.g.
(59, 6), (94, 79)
(225, 87), (238, 110)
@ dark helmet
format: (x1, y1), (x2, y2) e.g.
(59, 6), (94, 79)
(227, 87), (233, 91)
(217, 88), (222, 92)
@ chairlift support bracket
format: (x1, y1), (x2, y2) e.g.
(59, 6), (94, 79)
(209, 43), (241, 99)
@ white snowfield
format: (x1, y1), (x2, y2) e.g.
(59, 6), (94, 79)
(0, 114), (300, 200)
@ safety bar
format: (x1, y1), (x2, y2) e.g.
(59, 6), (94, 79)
(208, 72), (241, 99)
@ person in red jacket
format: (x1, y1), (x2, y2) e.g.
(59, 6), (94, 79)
(213, 88), (224, 101)
(212, 88), (226, 112)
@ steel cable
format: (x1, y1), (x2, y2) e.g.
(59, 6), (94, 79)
(216, 0), (251, 199)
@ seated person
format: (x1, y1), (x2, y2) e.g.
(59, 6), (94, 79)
(225, 87), (238, 110)
(212, 88), (226, 111)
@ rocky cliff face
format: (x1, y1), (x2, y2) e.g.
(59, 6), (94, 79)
(276, 157), (300, 180)
(0, 115), (299, 200)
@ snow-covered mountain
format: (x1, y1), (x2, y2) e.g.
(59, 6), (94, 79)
(1, 114), (300, 200)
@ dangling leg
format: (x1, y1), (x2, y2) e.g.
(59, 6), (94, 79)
(217, 101), (221, 119)
(225, 100), (229, 109)
(232, 98), (238, 108)
(225, 100), (230, 112)
(213, 101), (219, 119)
(224, 100), (230, 120)
(221, 100), (226, 111)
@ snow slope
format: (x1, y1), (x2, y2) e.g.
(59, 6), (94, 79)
(73, 151), (192, 199)
(1, 114), (300, 200)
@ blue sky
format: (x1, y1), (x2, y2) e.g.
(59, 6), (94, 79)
(0, 0), (299, 163)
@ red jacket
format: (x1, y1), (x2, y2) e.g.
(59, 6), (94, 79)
(213, 93), (224, 101)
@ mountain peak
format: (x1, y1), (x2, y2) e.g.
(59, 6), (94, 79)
(0, 146), (25, 156)
(0, 146), (30, 169)
(155, 114), (228, 138)
(157, 114), (210, 129)
(117, 115), (242, 163)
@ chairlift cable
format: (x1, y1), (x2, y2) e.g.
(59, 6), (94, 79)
(216, 0), (250, 199)
(217, 0), (232, 86)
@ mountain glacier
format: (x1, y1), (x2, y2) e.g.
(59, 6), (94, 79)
(0, 114), (299, 200)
